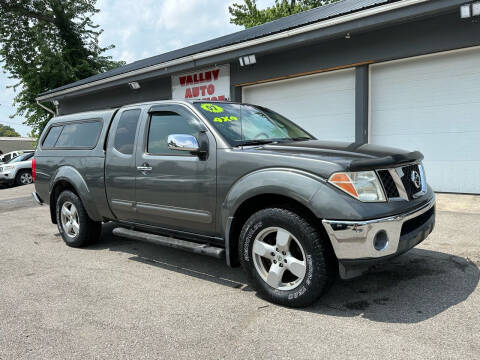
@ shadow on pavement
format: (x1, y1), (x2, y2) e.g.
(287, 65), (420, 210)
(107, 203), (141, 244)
(88, 222), (479, 324)
(312, 248), (479, 323)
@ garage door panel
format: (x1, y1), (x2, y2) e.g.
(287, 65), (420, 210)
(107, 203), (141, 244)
(372, 103), (480, 136)
(372, 132), (480, 162)
(423, 161), (480, 194)
(373, 75), (480, 111)
(297, 113), (355, 140)
(243, 69), (355, 142)
(371, 47), (480, 193)
(372, 50), (480, 83)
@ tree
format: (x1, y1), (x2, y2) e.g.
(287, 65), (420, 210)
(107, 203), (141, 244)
(229, 0), (339, 28)
(0, 0), (124, 137)
(0, 123), (20, 137)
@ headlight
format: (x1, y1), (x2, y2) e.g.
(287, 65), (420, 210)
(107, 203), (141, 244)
(328, 171), (386, 202)
(1, 165), (14, 172)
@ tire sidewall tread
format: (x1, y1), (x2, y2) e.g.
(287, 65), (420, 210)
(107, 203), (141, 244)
(239, 207), (334, 308)
(56, 190), (101, 247)
(15, 170), (32, 186)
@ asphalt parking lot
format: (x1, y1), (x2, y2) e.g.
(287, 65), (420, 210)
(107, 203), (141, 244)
(0, 185), (479, 359)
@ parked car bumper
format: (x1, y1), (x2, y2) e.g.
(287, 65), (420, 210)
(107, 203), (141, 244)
(322, 195), (435, 279)
(0, 171), (14, 182)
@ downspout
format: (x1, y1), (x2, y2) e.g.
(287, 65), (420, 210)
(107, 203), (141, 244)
(36, 99), (57, 116)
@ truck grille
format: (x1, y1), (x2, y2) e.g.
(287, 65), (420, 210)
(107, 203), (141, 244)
(400, 164), (422, 200)
(377, 170), (399, 198)
(377, 163), (425, 201)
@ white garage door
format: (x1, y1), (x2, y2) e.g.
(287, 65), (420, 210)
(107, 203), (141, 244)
(371, 47), (480, 194)
(243, 68), (356, 142)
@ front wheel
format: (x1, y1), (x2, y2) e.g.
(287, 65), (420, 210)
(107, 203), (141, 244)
(56, 190), (102, 247)
(239, 208), (336, 307)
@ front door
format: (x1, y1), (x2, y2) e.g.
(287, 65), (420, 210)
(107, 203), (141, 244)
(134, 104), (217, 235)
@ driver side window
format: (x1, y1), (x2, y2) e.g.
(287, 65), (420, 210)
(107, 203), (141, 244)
(147, 111), (201, 155)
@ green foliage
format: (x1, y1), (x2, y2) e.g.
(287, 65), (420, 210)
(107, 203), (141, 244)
(0, 0), (125, 137)
(229, 0), (339, 28)
(0, 123), (20, 137)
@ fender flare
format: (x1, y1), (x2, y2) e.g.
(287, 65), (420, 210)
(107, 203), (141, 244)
(222, 168), (326, 266)
(49, 166), (101, 222)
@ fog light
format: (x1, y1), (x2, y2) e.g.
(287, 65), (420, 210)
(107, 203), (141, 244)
(373, 231), (389, 251)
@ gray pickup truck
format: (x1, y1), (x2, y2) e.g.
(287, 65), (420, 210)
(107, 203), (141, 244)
(33, 100), (435, 307)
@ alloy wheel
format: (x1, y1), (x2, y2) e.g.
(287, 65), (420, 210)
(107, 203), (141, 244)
(252, 227), (307, 291)
(60, 202), (80, 238)
(20, 172), (33, 184)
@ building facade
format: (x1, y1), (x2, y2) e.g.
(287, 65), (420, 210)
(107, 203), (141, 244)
(37, 0), (480, 193)
(0, 137), (35, 154)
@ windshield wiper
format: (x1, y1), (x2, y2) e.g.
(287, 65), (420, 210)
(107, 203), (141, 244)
(234, 139), (277, 147)
(290, 136), (312, 142)
(234, 137), (311, 147)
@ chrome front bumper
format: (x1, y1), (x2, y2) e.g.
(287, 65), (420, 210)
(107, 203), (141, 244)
(322, 196), (435, 260)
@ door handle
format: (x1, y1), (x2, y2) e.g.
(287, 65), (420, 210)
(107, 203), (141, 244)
(137, 164), (152, 172)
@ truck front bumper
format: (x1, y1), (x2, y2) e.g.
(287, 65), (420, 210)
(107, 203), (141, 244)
(322, 196), (435, 279)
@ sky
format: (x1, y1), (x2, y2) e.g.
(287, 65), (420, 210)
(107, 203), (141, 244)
(0, 0), (272, 137)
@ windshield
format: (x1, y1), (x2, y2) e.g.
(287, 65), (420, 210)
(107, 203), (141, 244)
(8, 152), (33, 164)
(193, 102), (314, 146)
(2, 154), (13, 162)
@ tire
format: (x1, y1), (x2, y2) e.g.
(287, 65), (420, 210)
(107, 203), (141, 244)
(15, 170), (33, 186)
(239, 208), (336, 308)
(56, 190), (102, 247)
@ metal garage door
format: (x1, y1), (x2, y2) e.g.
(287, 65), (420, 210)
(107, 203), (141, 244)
(371, 47), (480, 193)
(242, 68), (356, 142)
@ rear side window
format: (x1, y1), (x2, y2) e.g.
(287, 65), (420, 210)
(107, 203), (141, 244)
(55, 120), (103, 148)
(114, 109), (141, 155)
(42, 126), (63, 148)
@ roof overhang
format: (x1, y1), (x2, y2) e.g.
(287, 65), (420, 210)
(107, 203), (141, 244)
(37, 0), (460, 102)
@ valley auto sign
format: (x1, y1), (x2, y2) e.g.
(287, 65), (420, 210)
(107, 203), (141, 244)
(172, 65), (230, 101)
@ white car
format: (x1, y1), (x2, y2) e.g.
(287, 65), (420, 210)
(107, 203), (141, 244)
(0, 150), (34, 164)
(0, 152), (35, 187)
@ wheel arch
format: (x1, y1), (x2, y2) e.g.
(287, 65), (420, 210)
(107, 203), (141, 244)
(225, 192), (335, 268)
(14, 167), (33, 185)
(49, 166), (100, 224)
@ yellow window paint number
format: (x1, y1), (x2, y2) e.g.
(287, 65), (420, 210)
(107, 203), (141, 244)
(213, 116), (238, 123)
(201, 103), (224, 113)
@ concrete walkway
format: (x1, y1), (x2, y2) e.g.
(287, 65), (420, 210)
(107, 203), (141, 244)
(435, 193), (480, 214)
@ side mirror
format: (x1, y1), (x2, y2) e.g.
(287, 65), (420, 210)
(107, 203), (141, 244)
(167, 134), (200, 152)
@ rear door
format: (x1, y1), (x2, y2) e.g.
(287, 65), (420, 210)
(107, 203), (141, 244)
(105, 107), (143, 221)
(134, 104), (217, 235)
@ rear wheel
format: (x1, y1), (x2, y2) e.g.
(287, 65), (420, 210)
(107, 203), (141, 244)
(56, 190), (102, 247)
(239, 208), (335, 308)
(15, 170), (33, 186)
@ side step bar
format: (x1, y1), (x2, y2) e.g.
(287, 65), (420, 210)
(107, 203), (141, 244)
(112, 227), (225, 259)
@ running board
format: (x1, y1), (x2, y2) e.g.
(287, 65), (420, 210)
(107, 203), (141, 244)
(112, 227), (225, 259)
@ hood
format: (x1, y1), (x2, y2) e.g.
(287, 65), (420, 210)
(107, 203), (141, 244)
(255, 140), (423, 171)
